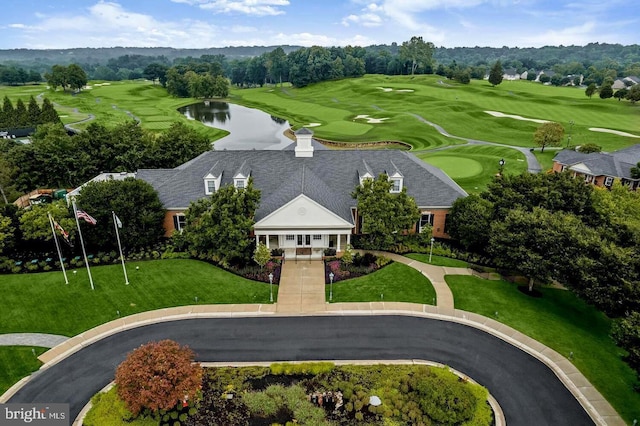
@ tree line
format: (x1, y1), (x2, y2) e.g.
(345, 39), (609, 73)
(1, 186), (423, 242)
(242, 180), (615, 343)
(0, 95), (60, 131)
(0, 121), (211, 199)
(447, 172), (640, 379)
(0, 64), (42, 85)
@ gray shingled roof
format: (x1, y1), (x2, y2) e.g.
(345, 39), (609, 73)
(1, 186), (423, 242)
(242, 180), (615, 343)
(553, 147), (640, 180)
(136, 150), (468, 222)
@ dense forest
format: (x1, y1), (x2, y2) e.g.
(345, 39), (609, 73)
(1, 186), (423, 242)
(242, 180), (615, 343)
(1, 42), (639, 84)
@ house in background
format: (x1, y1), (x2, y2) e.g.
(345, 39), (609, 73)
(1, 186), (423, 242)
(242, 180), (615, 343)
(502, 68), (521, 80)
(612, 76), (640, 90)
(136, 129), (467, 259)
(552, 145), (640, 190)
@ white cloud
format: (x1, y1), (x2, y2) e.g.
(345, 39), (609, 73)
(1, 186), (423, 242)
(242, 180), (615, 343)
(13, 2), (223, 48)
(177, 0), (291, 16)
(342, 13), (382, 27)
(521, 21), (600, 46)
(8, 24), (26, 29)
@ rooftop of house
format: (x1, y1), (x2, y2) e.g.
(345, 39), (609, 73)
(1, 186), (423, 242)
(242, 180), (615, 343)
(553, 146), (639, 180)
(137, 146), (467, 224)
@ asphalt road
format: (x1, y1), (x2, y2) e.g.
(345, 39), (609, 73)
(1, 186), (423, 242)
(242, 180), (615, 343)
(9, 316), (594, 425)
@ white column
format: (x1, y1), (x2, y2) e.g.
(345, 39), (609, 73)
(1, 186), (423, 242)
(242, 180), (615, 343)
(266, 234), (270, 249)
(256, 235), (259, 246)
(337, 233), (341, 252)
(347, 233), (351, 246)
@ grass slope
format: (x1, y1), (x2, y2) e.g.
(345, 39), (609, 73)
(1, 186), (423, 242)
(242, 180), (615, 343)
(418, 145), (528, 193)
(0, 346), (47, 396)
(231, 75), (639, 151)
(446, 275), (640, 423)
(0, 259), (273, 336)
(327, 262), (436, 304)
(0, 81), (227, 140)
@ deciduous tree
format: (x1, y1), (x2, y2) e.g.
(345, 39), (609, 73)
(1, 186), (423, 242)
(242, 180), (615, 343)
(599, 83), (613, 99)
(75, 178), (165, 251)
(115, 340), (203, 416)
(253, 242), (271, 270)
(18, 201), (75, 243)
(352, 174), (420, 250)
(400, 36), (434, 75)
(585, 82), (597, 98)
(183, 179), (260, 266)
(533, 122), (564, 152)
(447, 194), (493, 253)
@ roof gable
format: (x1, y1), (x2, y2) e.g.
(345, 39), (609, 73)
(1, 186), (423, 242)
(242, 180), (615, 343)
(255, 194), (353, 229)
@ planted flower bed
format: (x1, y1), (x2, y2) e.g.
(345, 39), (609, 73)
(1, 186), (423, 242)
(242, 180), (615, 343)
(324, 251), (391, 283)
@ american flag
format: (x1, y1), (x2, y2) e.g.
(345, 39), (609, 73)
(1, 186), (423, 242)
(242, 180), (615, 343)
(76, 210), (97, 225)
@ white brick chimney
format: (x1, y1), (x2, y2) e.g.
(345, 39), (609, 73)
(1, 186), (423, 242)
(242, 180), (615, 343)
(294, 128), (314, 158)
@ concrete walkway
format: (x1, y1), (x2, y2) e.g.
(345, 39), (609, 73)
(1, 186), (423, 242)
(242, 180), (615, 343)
(277, 259), (326, 313)
(0, 333), (69, 348)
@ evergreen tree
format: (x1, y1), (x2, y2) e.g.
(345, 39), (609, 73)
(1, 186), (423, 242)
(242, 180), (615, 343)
(1, 96), (15, 129)
(488, 60), (503, 86)
(14, 99), (28, 127)
(39, 98), (60, 124)
(27, 96), (41, 124)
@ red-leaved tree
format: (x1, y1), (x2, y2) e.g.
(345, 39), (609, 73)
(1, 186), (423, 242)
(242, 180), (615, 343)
(115, 340), (203, 416)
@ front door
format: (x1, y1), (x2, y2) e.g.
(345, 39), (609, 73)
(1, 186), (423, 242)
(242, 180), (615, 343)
(297, 234), (311, 247)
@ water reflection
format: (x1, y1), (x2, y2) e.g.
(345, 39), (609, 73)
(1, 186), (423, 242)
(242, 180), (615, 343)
(178, 101), (292, 150)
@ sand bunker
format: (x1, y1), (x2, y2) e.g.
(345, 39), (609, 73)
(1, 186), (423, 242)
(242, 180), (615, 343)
(354, 114), (389, 124)
(305, 123), (321, 127)
(485, 111), (550, 124)
(589, 128), (640, 138)
(377, 87), (414, 93)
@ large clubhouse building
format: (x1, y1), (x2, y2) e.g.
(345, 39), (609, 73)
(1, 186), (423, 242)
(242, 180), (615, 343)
(136, 129), (467, 258)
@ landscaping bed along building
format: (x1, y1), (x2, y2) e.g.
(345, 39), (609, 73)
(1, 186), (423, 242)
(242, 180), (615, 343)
(85, 363), (492, 426)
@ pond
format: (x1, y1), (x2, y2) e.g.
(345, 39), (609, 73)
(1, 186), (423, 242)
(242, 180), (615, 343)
(178, 101), (293, 150)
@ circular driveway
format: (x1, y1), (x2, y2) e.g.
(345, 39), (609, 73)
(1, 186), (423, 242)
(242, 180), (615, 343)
(9, 316), (593, 425)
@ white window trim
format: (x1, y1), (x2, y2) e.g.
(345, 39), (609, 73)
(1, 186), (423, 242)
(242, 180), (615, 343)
(390, 178), (403, 193)
(234, 178), (247, 189)
(175, 214), (187, 232)
(419, 213), (434, 233)
(205, 179), (216, 195)
(604, 176), (613, 186)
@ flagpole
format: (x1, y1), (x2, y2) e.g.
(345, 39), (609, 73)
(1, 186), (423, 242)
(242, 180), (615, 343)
(72, 199), (95, 290)
(48, 213), (69, 285)
(113, 211), (129, 285)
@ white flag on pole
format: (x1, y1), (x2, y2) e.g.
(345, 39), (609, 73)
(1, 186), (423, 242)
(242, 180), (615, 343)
(114, 213), (123, 229)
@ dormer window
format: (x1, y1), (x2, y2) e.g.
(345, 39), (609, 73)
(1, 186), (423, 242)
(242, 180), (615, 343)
(359, 173), (373, 186)
(390, 178), (402, 193)
(203, 172), (221, 195)
(235, 178), (246, 189)
(205, 179), (216, 195)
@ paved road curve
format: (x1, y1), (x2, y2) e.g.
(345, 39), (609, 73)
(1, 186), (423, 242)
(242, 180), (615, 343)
(9, 316), (593, 426)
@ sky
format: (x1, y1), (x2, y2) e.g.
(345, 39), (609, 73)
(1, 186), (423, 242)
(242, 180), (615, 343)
(0, 0), (637, 50)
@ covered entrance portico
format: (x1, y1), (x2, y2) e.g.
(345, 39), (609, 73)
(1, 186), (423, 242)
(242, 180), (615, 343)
(253, 194), (354, 260)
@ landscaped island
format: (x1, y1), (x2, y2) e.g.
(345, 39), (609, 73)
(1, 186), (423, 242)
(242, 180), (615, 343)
(85, 362), (492, 426)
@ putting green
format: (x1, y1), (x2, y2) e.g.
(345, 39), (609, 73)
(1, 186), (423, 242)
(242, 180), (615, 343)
(423, 156), (483, 178)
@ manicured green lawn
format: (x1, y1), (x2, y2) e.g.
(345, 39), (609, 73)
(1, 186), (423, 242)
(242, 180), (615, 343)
(231, 75), (638, 151)
(404, 253), (469, 268)
(0, 346), (47, 396)
(532, 148), (562, 171)
(0, 259), (273, 336)
(418, 145), (528, 193)
(446, 275), (640, 423)
(326, 262), (436, 304)
(0, 81), (227, 140)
